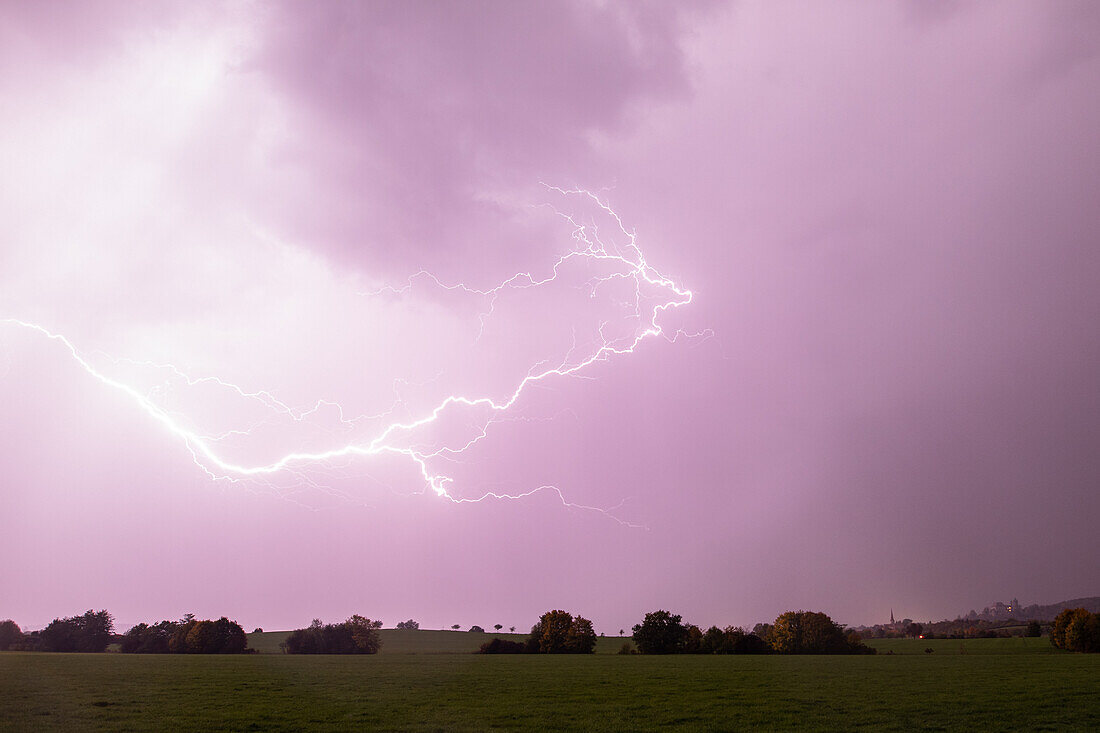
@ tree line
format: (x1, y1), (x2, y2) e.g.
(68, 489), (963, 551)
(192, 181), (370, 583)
(120, 615), (249, 654)
(0, 611), (250, 654)
(0, 610), (114, 653)
(281, 616), (383, 654)
(4, 606), (1097, 655)
(477, 609), (874, 655)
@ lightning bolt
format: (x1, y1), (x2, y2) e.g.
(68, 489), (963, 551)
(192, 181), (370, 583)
(1, 187), (707, 527)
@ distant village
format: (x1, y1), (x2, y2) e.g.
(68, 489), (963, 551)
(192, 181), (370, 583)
(853, 596), (1100, 640)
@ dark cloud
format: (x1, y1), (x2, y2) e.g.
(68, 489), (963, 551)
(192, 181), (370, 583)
(245, 0), (714, 268)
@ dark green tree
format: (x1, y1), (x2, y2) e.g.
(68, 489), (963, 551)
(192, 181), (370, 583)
(0, 620), (23, 651)
(39, 610), (113, 653)
(528, 610), (597, 653)
(766, 611), (873, 654)
(632, 610), (687, 654)
(1051, 608), (1091, 650)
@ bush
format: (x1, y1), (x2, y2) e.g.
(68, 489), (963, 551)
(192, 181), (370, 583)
(282, 616), (382, 654)
(528, 610), (597, 653)
(395, 620), (420, 630)
(1025, 621), (1041, 638)
(478, 638), (527, 654)
(632, 610), (687, 654)
(469, 625), (485, 633)
(617, 642), (638, 655)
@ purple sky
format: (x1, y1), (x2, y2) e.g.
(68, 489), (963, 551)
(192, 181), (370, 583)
(2, 1), (1098, 635)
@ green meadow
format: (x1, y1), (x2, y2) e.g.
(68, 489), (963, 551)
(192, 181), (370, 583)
(2, 635), (1097, 731)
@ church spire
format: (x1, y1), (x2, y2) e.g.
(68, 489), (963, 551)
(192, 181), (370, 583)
(890, 608), (894, 624)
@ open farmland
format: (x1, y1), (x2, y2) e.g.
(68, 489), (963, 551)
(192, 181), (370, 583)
(3, 638), (1097, 731)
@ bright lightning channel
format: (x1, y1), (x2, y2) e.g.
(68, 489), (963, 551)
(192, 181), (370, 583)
(1, 187), (707, 527)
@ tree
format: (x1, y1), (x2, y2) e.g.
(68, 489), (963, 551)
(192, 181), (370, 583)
(0, 620), (23, 651)
(533, 610), (573, 652)
(1025, 621), (1042, 638)
(733, 630), (771, 654)
(469, 625), (485, 633)
(121, 621), (176, 653)
(632, 610), (687, 654)
(40, 610), (114, 653)
(186, 620), (219, 653)
(494, 624), (503, 632)
(1052, 608), (1100, 653)
(253, 628), (263, 634)
(347, 615), (382, 653)
(509, 626), (515, 633)
(1065, 613), (1100, 653)
(451, 624), (460, 630)
(699, 626), (770, 654)
(1051, 608), (1090, 650)
(701, 626), (728, 653)
(683, 624), (703, 653)
(906, 623), (924, 638)
(165, 617), (249, 654)
(528, 610), (597, 653)
(396, 620), (420, 630)
(564, 616), (597, 654)
(766, 611), (874, 654)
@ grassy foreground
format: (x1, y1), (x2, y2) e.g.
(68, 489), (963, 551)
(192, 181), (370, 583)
(3, 647), (1098, 731)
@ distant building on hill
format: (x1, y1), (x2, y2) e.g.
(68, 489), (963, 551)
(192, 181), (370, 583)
(971, 596), (1100, 622)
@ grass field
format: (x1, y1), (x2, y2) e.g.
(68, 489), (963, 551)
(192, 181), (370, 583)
(3, 637), (1097, 731)
(866, 636), (1059, 655)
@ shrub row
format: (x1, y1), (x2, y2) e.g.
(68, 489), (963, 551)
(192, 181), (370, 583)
(121, 616), (249, 654)
(0, 611), (250, 654)
(0, 610), (114, 653)
(281, 616), (382, 654)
